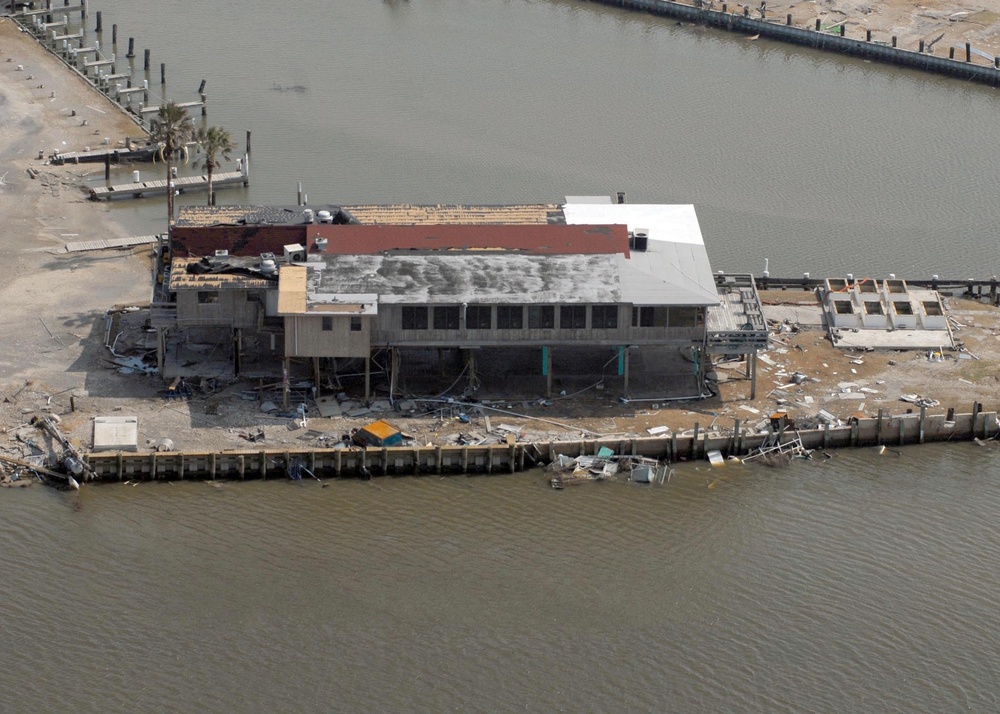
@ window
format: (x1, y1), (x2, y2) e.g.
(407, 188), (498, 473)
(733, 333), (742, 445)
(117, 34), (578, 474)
(322, 316), (333, 331)
(433, 306), (460, 330)
(671, 307), (701, 327)
(528, 305), (554, 329)
(560, 305), (587, 330)
(632, 306), (653, 327)
(466, 305), (492, 330)
(591, 305), (618, 329)
(197, 291), (219, 304)
(401, 306), (428, 330)
(350, 316), (362, 332)
(497, 305), (523, 329)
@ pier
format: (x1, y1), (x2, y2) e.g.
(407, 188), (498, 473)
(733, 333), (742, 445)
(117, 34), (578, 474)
(89, 159), (249, 201)
(79, 405), (996, 482)
(12, 7), (212, 131)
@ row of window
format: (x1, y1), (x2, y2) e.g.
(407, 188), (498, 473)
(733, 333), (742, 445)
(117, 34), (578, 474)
(400, 305), (701, 331)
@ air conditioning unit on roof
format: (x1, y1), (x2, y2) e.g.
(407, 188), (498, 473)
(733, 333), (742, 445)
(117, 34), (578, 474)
(283, 244), (307, 262)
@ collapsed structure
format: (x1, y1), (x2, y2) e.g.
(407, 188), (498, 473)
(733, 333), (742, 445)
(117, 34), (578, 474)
(151, 197), (768, 402)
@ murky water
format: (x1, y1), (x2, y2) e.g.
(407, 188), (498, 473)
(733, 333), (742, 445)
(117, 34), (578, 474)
(6, 1), (1000, 710)
(81, 0), (1000, 280)
(5, 445), (1000, 711)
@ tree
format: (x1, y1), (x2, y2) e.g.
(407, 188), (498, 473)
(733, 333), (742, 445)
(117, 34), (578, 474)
(150, 102), (194, 228)
(195, 126), (235, 207)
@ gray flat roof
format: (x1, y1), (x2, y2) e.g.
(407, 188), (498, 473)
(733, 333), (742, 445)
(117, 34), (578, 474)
(308, 254), (620, 304)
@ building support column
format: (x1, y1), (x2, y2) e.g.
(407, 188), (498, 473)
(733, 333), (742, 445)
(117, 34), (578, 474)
(364, 352), (371, 402)
(233, 327), (242, 376)
(749, 349), (758, 400)
(542, 346), (552, 398)
(467, 349), (476, 393)
(389, 347), (399, 399)
(282, 357), (291, 409)
(312, 356), (320, 393)
(156, 327), (166, 374)
(620, 346), (630, 397)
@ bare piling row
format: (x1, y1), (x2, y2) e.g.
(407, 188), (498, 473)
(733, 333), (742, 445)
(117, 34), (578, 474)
(81, 406), (997, 481)
(590, 0), (1000, 86)
(14, 6), (207, 130)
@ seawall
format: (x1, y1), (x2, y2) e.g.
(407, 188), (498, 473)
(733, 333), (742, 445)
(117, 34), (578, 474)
(588, 0), (1000, 86)
(82, 407), (998, 481)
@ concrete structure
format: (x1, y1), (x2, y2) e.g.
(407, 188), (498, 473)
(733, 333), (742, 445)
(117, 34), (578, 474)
(92, 416), (138, 452)
(822, 277), (953, 350)
(154, 198), (768, 402)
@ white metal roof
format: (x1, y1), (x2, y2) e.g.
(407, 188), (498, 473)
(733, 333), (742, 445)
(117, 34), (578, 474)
(563, 202), (719, 306)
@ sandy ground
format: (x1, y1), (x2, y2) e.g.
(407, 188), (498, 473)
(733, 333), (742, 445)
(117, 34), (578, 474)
(3, 10), (1000, 474)
(722, 0), (1000, 59)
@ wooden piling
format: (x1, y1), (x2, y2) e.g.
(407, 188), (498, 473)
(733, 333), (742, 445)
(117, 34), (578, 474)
(94, 10), (100, 32)
(126, 37), (134, 58)
(112, 23), (116, 45)
(966, 42), (972, 62)
(143, 48), (150, 71)
(160, 62), (165, 84)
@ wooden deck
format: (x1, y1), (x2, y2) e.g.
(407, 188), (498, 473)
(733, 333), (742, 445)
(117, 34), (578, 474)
(64, 235), (160, 253)
(89, 168), (249, 201)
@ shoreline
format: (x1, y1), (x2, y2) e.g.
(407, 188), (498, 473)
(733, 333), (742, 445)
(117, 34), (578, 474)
(591, 0), (1000, 86)
(4, 10), (1000, 483)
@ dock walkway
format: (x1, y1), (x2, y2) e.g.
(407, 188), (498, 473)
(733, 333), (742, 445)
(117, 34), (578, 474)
(89, 159), (249, 201)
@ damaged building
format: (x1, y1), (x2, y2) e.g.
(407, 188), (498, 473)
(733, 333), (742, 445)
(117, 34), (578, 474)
(150, 197), (768, 402)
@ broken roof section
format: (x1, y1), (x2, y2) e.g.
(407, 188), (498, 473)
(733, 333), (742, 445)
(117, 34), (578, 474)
(306, 224), (628, 256)
(169, 256), (278, 291)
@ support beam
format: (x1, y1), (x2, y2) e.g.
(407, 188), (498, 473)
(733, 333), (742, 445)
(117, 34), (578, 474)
(750, 349), (758, 400)
(364, 353), (371, 402)
(467, 349), (476, 393)
(542, 346), (552, 398)
(388, 347), (399, 399)
(282, 357), (290, 409)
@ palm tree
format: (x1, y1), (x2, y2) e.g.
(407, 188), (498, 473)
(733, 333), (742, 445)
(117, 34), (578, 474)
(150, 102), (194, 228)
(195, 126), (235, 206)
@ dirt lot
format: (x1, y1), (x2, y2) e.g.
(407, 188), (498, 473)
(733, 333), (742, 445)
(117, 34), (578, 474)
(3, 11), (1000, 470)
(736, 0), (1000, 58)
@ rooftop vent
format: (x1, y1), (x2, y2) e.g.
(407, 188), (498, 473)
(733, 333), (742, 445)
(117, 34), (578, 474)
(303, 208), (315, 224)
(317, 210), (333, 224)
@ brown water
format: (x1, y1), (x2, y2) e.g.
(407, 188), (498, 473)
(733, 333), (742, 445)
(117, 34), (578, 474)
(87, 0), (1000, 280)
(6, 1), (1000, 710)
(5, 445), (1000, 711)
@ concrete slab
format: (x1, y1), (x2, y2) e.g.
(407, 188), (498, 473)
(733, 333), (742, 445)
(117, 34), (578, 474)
(315, 396), (342, 418)
(831, 329), (952, 351)
(92, 416), (138, 452)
